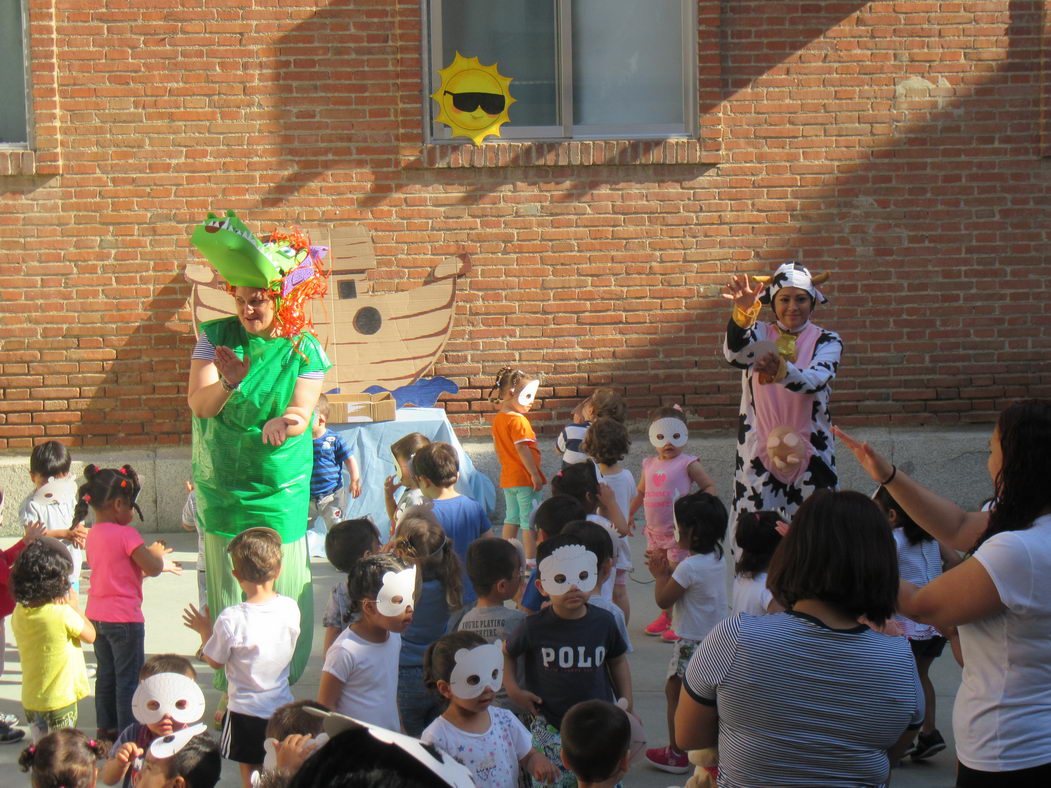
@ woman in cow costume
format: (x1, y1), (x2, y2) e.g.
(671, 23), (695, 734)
(722, 262), (842, 524)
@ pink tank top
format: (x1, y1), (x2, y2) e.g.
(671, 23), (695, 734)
(642, 453), (697, 532)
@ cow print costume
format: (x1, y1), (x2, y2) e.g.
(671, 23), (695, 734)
(723, 263), (843, 523)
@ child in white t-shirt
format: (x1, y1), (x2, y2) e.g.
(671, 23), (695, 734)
(383, 432), (431, 539)
(644, 491), (728, 774)
(422, 631), (558, 788)
(582, 416), (635, 623)
(731, 510), (784, 617)
(182, 528), (300, 788)
(317, 553), (416, 731)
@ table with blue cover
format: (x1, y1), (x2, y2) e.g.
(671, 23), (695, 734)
(307, 407), (495, 551)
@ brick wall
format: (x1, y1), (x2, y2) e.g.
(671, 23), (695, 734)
(2, 0), (1049, 449)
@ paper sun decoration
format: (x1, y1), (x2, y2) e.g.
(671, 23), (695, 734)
(431, 52), (515, 145)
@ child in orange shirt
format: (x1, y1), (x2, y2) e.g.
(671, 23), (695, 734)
(489, 367), (546, 564)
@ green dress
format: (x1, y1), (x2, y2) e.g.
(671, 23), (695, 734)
(191, 317), (330, 687)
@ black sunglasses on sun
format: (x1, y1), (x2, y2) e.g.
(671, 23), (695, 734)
(444, 91), (505, 115)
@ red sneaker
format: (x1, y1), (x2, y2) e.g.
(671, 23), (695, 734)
(645, 745), (690, 774)
(644, 611), (671, 636)
(660, 627), (679, 643)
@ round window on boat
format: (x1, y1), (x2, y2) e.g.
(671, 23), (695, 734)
(353, 306), (382, 335)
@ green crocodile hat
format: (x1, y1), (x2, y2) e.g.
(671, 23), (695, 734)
(190, 210), (297, 288)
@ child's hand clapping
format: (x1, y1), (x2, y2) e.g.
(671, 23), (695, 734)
(645, 549), (672, 578)
(23, 519), (46, 543)
(182, 603), (213, 641)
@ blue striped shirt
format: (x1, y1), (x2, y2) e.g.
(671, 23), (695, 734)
(684, 611), (923, 787)
(311, 430), (351, 497)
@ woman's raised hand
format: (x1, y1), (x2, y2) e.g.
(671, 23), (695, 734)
(213, 345), (251, 387)
(831, 426), (894, 484)
(722, 274), (766, 311)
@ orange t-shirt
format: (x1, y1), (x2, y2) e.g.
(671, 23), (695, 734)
(492, 411), (546, 489)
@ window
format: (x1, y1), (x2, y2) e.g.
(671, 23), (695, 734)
(0, 0), (30, 146)
(425, 0), (697, 142)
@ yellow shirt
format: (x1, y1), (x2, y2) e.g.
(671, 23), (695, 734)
(11, 602), (89, 712)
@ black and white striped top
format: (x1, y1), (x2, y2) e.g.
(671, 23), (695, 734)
(684, 611), (923, 787)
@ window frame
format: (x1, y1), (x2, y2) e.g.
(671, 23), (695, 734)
(424, 0), (699, 144)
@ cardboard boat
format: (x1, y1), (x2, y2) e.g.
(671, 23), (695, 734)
(186, 225), (470, 393)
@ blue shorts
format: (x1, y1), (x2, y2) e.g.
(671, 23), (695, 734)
(503, 487), (541, 529)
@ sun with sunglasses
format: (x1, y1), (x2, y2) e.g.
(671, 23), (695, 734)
(431, 51), (515, 145)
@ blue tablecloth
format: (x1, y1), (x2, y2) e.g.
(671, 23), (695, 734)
(308, 408), (495, 550)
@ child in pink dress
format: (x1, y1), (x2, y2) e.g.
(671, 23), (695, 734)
(630, 405), (716, 641)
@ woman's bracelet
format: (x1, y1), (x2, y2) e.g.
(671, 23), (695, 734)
(219, 375), (240, 393)
(881, 464), (897, 486)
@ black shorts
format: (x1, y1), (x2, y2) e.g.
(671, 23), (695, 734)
(910, 635), (947, 659)
(220, 710), (268, 765)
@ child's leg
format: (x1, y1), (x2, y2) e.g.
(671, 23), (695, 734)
(239, 763), (259, 788)
(221, 711), (267, 788)
(92, 622), (118, 737)
(665, 675), (682, 751)
(501, 487), (523, 550)
(915, 652), (938, 734)
(102, 622), (145, 732)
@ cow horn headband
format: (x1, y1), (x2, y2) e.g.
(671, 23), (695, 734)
(753, 261), (829, 305)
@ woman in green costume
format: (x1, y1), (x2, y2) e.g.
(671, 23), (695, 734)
(187, 214), (330, 688)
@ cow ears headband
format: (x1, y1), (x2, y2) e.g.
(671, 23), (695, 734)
(449, 641), (503, 699)
(305, 708), (475, 788)
(754, 261), (829, 305)
(376, 565), (417, 616)
(538, 544), (598, 596)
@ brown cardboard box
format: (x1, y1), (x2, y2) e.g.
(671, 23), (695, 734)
(327, 392), (397, 424)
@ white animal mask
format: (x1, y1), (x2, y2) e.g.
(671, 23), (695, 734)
(148, 722), (208, 760)
(649, 417), (688, 449)
(132, 673), (206, 726)
(517, 379), (539, 408)
(538, 544), (598, 596)
(376, 565), (417, 617)
(449, 641), (504, 699)
(309, 709), (475, 788)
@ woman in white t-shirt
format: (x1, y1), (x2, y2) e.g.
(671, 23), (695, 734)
(836, 398), (1051, 787)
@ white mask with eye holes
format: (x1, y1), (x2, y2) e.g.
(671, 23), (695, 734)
(449, 640), (504, 700)
(132, 673), (206, 727)
(517, 379), (539, 408)
(376, 565), (417, 617)
(148, 722), (208, 760)
(649, 418), (688, 449)
(539, 544), (598, 597)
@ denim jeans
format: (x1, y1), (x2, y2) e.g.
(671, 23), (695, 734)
(397, 665), (442, 737)
(91, 621), (144, 732)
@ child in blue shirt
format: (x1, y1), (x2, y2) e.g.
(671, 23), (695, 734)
(309, 394), (361, 530)
(412, 442), (492, 605)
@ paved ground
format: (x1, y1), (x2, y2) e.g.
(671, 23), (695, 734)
(0, 529), (960, 786)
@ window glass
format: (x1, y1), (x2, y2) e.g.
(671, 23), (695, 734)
(437, 0), (558, 128)
(0, 1), (28, 144)
(572, 0), (685, 128)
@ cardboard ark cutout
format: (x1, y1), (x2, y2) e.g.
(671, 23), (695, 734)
(186, 222), (470, 395)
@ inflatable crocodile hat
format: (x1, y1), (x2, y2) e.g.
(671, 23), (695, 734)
(753, 260), (830, 305)
(190, 210), (299, 288)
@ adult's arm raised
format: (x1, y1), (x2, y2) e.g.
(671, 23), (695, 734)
(833, 425), (989, 553)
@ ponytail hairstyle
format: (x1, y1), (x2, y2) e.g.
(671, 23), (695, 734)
(873, 486), (931, 545)
(423, 630), (486, 694)
(20, 729), (106, 788)
(389, 506), (463, 611)
(734, 510), (784, 577)
(488, 366), (535, 403)
(550, 463), (600, 515)
(72, 464), (143, 527)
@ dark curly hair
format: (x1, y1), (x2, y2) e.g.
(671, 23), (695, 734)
(734, 510), (784, 577)
(976, 399), (1051, 551)
(19, 729), (106, 788)
(71, 464), (143, 527)
(580, 416), (631, 466)
(12, 540), (73, 607)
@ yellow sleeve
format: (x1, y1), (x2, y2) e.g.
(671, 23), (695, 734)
(731, 302), (762, 329)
